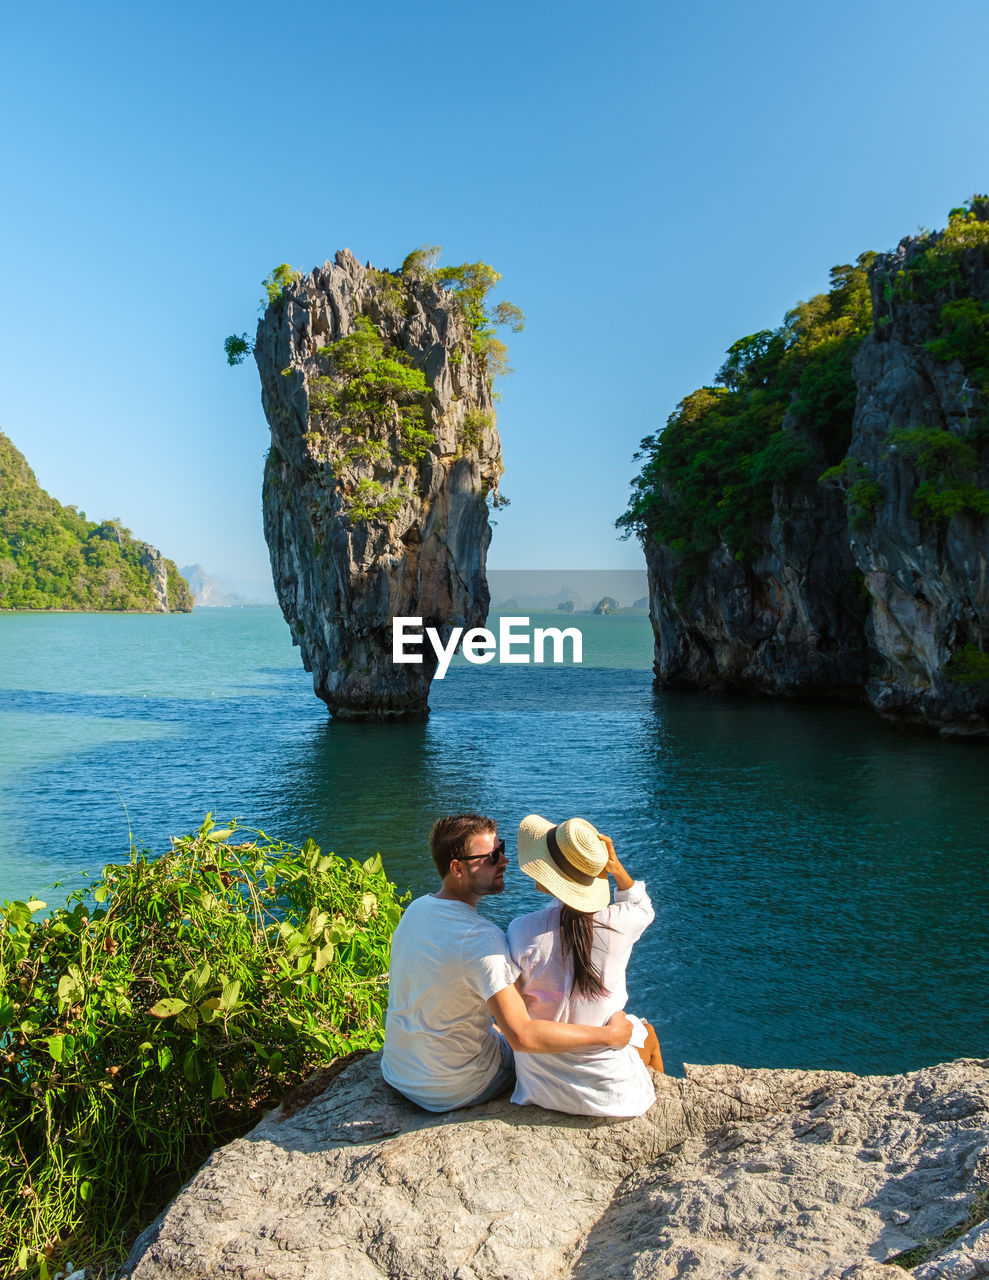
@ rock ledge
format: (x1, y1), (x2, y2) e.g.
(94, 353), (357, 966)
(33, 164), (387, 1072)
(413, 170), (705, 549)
(124, 1054), (989, 1280)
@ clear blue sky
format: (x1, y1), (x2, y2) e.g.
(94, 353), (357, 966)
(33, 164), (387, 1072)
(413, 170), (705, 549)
(2, 0), (986, 589)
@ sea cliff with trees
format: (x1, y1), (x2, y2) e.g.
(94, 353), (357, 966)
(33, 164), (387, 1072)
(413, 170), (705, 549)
(620, 198), (989, 737)
(0, 432), (192, 613)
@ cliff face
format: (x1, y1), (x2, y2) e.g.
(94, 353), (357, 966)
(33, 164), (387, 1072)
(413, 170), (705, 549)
(848, 234), (989, 732)
(642, 205), (989, 737)
(256, 251), (503, 719)
(645, 439), (870, 701)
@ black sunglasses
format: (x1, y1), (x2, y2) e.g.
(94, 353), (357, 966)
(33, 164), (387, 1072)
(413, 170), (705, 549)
(456, 838), (507, 866)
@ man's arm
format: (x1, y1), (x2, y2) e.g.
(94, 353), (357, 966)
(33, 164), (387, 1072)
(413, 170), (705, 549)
(487, 984), (632, 1054)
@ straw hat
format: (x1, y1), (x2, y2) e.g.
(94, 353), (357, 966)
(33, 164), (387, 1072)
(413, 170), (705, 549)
(517, 814), (610, 913)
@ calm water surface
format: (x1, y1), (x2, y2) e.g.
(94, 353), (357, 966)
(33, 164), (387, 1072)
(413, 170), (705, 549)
(1, 607), (986, 1077)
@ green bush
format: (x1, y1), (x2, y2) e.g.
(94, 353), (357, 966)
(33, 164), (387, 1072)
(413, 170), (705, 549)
(913, 481), (989, 521)
(343, 439), (390, 466)
(943, 643), (989, 687)
(0, 817), (406, 1278)
(879, 199), (989, 307)
(888, 426), (988, 523)
(399, 425), (436, 463)
(399, 247), (524, 377)
(262, 263), (300, 306)
(459, 409), (494, 450)
(223, 333), (251, 366)
(346, 478), (405, 523)
(314, 318), (431, 439)
(818, 456), (886, 528)
(365, 267), (407, 318)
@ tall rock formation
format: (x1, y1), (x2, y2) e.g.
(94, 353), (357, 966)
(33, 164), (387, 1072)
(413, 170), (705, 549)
(630, 201), (989, 737)
(255, 251), (504, 719)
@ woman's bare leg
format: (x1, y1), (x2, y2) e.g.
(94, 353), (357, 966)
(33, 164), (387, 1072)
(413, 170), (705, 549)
(635, 1020), (664, 1073)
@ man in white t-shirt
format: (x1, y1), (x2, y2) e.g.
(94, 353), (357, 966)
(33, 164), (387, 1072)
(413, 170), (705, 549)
(381, 812), (633, 1112)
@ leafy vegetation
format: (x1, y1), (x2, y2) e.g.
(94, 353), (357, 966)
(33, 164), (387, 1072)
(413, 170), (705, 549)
(879, 197), (989, 422)
(459, 409), (495, 449)
(877, 198), (989, 309)
(346, 478), (407, 523)
(943, 643), (989, 687)
(0, 432), (193, 612)
(399, 246), (524, 377)
(818, 456), (885, 529)
(224, 333), (251, 366)
(263, 263), (301, 307)
(887, 427), (989, 522)
(314, 317), (432, 439)
(0, 816), (406, 1279)
(618, 257), (874, 589)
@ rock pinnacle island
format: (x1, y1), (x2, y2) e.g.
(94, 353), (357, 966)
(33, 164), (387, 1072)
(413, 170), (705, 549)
(254, 249), (511, 720)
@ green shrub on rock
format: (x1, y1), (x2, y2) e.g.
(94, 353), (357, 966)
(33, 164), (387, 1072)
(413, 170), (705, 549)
(943, 643), (989, 687)
(0, 817), (406, 1279)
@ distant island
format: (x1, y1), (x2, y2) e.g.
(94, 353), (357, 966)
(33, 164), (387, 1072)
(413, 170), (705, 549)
(0, 431), (192, 612)
(181, 564), (251, 607)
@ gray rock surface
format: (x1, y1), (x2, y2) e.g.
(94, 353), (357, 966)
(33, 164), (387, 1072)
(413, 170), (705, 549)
(123, 1055), (989, 1280)
(136, 543), (172, 613)
(255, 251), (503, 719)
(645, 208), (988, 737)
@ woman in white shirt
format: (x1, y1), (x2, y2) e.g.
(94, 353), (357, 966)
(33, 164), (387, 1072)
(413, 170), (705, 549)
(506, 814), (663, 1117)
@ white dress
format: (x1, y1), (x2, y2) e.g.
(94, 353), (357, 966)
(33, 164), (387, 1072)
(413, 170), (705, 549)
(506, 880), (657, 1117)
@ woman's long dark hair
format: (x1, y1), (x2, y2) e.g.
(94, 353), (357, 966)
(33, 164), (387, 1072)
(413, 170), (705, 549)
(559, 904), (608, 999)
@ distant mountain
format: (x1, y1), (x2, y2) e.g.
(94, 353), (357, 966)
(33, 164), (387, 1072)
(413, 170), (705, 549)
(0, 431), (192, 612)
(180, 565), (247, 607)
(179, 565), (276, 607)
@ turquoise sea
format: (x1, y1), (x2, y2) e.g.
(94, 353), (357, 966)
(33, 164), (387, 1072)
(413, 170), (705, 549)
(1, 606), (986, 1077)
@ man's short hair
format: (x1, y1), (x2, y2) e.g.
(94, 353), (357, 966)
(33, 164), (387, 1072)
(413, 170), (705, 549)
(429, 812), (497, 877)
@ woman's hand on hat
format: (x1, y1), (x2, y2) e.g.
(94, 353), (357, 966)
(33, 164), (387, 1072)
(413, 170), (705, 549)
(598, 834), (635, 891)
(598, 834), (621, 879)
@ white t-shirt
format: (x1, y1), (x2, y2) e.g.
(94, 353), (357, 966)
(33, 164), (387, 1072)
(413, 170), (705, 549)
(381, 894), (520, 1111)
(506, 881), (656, 1117)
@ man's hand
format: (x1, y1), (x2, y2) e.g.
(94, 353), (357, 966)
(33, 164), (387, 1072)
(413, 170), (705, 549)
(605, 1009), (633, 1048)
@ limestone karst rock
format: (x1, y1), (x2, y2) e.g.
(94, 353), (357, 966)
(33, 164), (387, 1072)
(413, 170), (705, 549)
(637, 204), (989, 737)
(123, 1054), (989, 1280)
(255, 251), (504, 719)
